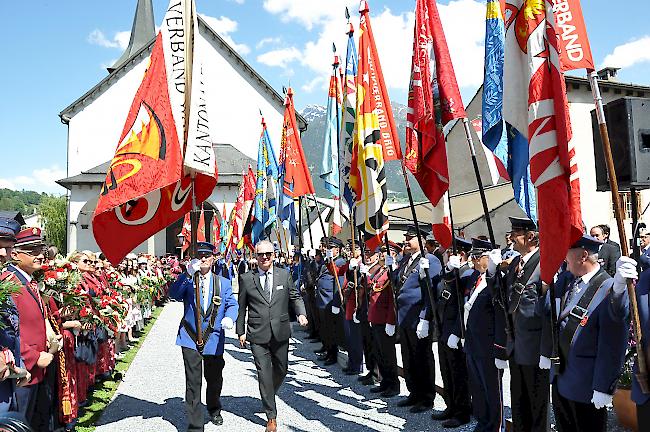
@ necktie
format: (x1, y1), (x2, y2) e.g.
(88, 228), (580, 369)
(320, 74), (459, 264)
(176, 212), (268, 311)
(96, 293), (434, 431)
(200, 275), (208, 314)
(565, 278), (582, 306)
(264, 272), (271, 302)
(28, 280), (44, 312)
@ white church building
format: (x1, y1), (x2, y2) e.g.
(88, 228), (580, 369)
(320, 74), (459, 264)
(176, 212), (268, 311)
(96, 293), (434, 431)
(57, 0), (306, 256)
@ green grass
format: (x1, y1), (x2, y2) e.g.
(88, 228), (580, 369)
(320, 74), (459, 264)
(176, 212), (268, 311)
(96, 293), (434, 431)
(75, 305), (164, 432)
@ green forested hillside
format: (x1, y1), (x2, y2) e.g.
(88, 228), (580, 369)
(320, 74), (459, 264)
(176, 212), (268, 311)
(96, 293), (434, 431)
(0, 188), (49, 215)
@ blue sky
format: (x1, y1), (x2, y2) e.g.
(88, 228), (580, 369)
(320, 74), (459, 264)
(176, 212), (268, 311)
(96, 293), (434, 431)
(1, 0), (649, 194)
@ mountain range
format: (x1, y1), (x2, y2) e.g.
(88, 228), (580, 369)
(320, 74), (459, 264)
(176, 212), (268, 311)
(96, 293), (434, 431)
(298, 102), (426, 202)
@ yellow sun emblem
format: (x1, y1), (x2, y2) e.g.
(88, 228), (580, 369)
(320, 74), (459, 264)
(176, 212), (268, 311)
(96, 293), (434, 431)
(523, 0), (544, 20)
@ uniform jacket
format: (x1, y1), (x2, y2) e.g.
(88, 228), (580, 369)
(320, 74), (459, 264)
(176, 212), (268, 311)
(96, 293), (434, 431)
(555, 269), (629, 403)
(597, 242), (621, 276)
(640, 247), (650, 272)
(169, 271), (239, 356)
(4, 265), (47, 384)
(464, 270), (499, 359)
(494, 250), (545, 366)
(367, 264), (395, 325)
(315, 257), (345, 310)
(393, 252), (442, 329)
(632, 268), (650, 405)
(236, 266), (306, 344)
(435, 265), (469, 344)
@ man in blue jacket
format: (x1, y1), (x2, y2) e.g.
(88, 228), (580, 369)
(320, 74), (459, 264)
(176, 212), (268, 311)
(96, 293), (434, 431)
(169, 241), (239, 431)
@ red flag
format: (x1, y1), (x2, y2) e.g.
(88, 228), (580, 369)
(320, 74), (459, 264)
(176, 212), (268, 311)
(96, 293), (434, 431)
(197, 209), (206, 242)
(240, 165), (256, 248)
(507, 0), (583, 282)
(281, 88), (314, 197)
(405, 0), (465, 249)
(212, 208), (221, 245)
(92, 1), (217, 264)
(551, 0), (594, 72)
(181, 212), (191, 252)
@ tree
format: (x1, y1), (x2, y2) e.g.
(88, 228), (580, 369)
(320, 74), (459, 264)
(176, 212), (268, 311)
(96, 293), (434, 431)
(39, 196), (67, 254)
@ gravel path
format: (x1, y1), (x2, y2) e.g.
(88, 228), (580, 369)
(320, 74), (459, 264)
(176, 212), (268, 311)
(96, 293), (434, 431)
(94, 302), (624, 432)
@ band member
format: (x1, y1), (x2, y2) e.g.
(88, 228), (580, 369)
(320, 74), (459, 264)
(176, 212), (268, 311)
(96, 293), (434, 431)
(170, 241), (239, 431)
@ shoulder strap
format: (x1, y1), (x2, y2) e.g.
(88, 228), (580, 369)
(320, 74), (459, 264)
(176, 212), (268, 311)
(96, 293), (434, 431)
(558, 269), (611, 369)
(508, 252), (541, 314)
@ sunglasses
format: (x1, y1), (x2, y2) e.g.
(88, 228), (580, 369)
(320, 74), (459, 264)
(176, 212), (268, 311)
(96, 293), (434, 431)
(16, 247), (46, 257)
(256, 252), (273, 259)
(81, 259), (97, 265)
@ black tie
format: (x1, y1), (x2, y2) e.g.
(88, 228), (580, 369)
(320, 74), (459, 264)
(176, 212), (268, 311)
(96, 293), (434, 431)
(565, 277), (582, 306)
(264, 272), (271, 301)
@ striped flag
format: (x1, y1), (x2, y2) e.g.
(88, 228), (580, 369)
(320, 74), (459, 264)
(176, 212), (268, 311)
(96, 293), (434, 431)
(340, 22), (358, 217)
(251, 117), (279, 245)
(351, 1), (401, 249)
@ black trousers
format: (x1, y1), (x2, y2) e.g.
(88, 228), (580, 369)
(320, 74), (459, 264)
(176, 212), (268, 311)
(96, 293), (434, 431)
(305, 289), (320, 336)
(399, 326), (436, 403)
(638, 398), (650, 431)
(181, 347), (225, 432)
(552, 384), (606, 432)
(466, 353), (504, 432)
(438, 342), (471, 419)
(371, 324), (398, 390)
(250, 336), (290, 420)
(359, 319), (378, 375)
(509, 361), (549, 432)
(15, 378), (54, 432)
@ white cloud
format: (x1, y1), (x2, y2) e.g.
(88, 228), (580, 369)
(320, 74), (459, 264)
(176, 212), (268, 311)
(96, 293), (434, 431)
(229, 0), (245, 3)
(257, 47), (302, 68)
(301, 76), (325, 93)
(0, 165), (66, 194)
(263, 0), (485, 98)
(200, 14), (251, 55)
(256, 37), (282, 50)
(602, 36), (650, 69)
(87, 29), (130, 50)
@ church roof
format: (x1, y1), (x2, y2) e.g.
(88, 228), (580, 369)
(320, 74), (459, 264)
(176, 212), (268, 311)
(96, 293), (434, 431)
(57, 143), (255, 189)
(59, 16), (307, 131)
(108, 0), (155, 73)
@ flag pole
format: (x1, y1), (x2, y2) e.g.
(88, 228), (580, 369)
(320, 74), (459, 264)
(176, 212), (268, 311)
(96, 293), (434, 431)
(447, 191), (465, 339)
(303, 197), (315, 250)
(461, 118), (495, 244)
(589, 71), (648, 392)
(310, 194), (344, 303)
(181, 0), (203, 351)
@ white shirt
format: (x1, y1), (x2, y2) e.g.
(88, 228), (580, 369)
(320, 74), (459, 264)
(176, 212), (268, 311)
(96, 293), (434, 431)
(259, 267), (274, 301)
(520, 247), (539, 266)
(200, 271), (212, 314)
(13, 266), (32, 283)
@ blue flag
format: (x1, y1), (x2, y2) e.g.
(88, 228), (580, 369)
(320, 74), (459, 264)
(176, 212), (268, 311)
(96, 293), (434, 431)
(482, 0), (537, 222)
(340, 27), (358, 214)
(252, 119), (279, 244)
(320, 54), (342, 198)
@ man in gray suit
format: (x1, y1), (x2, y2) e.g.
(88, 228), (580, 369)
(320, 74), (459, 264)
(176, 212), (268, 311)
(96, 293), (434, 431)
(237, 240), (308, 432)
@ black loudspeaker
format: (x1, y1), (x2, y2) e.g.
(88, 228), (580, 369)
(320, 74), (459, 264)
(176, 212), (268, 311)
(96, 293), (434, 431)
(592, 97), (650, 191)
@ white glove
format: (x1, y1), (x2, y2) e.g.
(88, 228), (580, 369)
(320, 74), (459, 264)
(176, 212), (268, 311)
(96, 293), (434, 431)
(613, 256), (638, 294)
(446, 255), (461, 272)
(349, 257), (360, 270)
(447, 334), (460, 350)
(331, 306), (340, 315)
(326, 249), (333, 259)
(418, 257), (430, 279)
(359, 264), (369, 275)
(385, 323), (396, 336)
(220, 317), (234, 330)
(308, 250), (316, 258)
(415, 319), (430, 339)
(591, 390), (613, 409)
(385, 256), (394, 267)
(487, 249), (502, 275)
(186, 259), (201, 276)
(538, 356), (551, 370)
(494, 358), (509, 370)
(352, 312), (360, 324)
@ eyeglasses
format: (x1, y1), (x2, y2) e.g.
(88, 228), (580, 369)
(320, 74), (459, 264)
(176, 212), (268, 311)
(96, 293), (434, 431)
(16, 247), (46, 257)
(81, 259), (97, 265)
(256, 252), (273, 259)
(197, 254), (213, 260)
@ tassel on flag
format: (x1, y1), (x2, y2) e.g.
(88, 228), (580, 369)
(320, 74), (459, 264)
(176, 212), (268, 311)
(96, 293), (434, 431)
(92, 0), (217, 264)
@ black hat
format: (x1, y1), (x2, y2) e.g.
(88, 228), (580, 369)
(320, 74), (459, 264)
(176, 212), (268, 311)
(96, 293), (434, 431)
(425, 233), (436, 242)
(404, 225), (428, 238)
(469, 238), (495, 256)
(0, 211), (24, 241)
(509, 217), (537, 232)
(570, 235), (602, 254)
(328, 237), (344, 248)
(196, 242), (216, 255)
(455, 237), (472, 252)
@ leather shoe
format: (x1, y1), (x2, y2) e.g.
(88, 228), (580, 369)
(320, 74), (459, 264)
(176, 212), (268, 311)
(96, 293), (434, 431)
(345, 369), (360, 376)
(442, 417), (470, 428)
(265, 418), (277, 432)
(323, 357), (337, 366)
(210, 411), (223, 426)
(380, 388), (400, 398)
(357, 373), (372, 382)
(410, 401), (433, 413)
(431, 410), (452, 421)
(396, 395), (419, 407)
